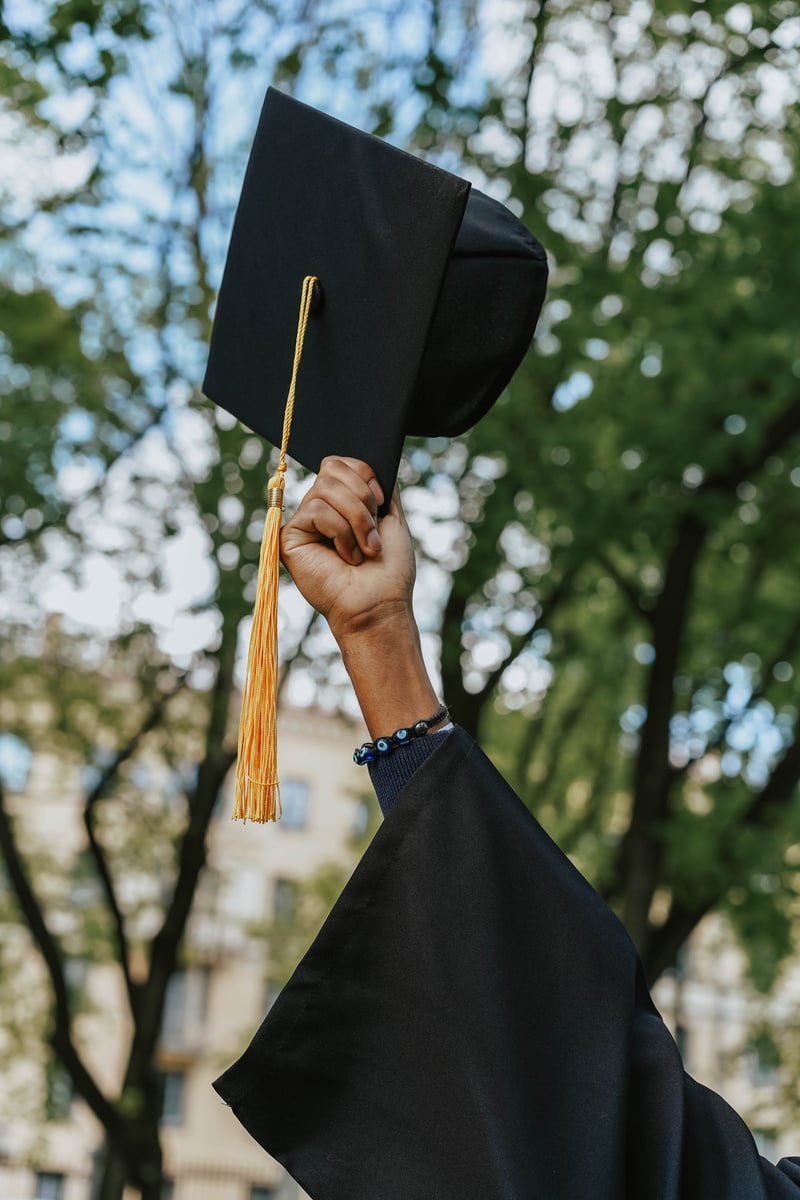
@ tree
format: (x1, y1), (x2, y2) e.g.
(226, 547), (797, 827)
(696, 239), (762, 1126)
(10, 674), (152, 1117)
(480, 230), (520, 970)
(0, 2), (485, 1195)
(426, 0), (800, 987)
(2, 0), (800, 1194)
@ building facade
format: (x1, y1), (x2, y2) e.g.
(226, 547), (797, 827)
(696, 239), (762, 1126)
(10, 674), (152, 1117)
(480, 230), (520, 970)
(0, 708), (371, 1200)
(1, 710), (798, 1198)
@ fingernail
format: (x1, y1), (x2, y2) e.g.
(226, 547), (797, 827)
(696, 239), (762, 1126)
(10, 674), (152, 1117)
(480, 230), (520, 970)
(367, 528), (382, 552)
(351, 547), (363, 564)
(368, 478), (384, 506)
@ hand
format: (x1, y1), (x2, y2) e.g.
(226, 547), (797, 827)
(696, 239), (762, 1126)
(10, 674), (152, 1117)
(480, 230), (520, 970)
(280, 456), (416, 644)
(280, 456), (441, 737)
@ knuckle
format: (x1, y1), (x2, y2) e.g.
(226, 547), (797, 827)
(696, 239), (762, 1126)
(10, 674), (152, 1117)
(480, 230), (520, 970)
(305, 496), (326, 518)
(312, 476), (334, 497)
(320, 454), (343, 472)
(343, 456), (370, 476)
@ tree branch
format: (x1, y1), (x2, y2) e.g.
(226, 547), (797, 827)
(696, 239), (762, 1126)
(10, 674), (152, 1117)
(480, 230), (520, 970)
(83, 685), (183, 1014)
(520, 0), (551, 160)
(646, 734), (800, 983)
(482, 569), (575, 700)
(442, 564), (574, 738)
(676, 43), (779, 216)
(0, 408), (164, 551)
(615, 513), (707, 950)
(701, 399), (800, 498)
(611, 400), (800, 951)
(596, 552), (649, 620)
(0, 781), (121, 1134)
(129, 629), (239, 1071)
(671, 616), (800, 784)
(532, 684), (595, 816)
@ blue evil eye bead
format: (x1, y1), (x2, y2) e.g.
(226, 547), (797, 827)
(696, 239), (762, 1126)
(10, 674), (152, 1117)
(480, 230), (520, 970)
(412, 720), (428, 737)
(376, 737), (392, 755)
(395, 728), (410, 743)
(353, 744), (376, 765)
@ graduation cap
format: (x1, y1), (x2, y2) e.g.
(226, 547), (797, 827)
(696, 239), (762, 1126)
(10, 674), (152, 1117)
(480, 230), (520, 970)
(203, 88), (548, 823)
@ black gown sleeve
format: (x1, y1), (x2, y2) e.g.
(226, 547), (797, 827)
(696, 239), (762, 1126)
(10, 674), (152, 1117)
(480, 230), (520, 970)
(213, 727), (800, 1200)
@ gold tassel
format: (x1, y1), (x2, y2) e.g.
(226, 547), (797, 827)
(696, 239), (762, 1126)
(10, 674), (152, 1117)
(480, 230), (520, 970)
(234, 275), (318, 822)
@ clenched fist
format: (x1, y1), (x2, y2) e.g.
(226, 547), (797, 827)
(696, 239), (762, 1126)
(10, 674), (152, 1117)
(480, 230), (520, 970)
(280, 456), (416, 645)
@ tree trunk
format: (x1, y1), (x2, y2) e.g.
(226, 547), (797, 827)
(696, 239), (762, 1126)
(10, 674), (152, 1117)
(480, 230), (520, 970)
(140, 1174), (165, 1200)
(617, 514), (706, 954)
(94, 1143), (127, 1200)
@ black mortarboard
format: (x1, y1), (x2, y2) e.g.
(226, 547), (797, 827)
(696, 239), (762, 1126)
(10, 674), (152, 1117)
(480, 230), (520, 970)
(203, 87), (548, 507)
(205, 89), (549, 824)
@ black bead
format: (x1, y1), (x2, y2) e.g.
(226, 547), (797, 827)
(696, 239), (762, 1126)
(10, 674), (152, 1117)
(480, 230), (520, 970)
(412, 720), (428, 737)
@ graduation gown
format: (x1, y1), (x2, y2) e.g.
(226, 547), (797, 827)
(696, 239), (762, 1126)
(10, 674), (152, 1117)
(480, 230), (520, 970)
(214, 728), (800, 1199)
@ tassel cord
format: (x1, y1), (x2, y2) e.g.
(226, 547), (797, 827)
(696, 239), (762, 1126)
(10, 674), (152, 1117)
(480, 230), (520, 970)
(234, 274), (318, 822)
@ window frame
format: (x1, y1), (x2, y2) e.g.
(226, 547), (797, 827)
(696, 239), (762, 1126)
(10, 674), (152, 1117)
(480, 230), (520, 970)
(278, 778), (310, 831)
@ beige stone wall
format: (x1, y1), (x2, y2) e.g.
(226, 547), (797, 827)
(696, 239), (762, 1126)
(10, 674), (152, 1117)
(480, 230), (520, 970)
(653, 918), (800, 1165)
(0, 706), (367, 1200)
(2, 706), (799, 1198)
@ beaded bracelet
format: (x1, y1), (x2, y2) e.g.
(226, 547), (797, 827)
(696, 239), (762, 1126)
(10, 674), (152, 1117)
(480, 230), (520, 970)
(353, 704), (450, 765)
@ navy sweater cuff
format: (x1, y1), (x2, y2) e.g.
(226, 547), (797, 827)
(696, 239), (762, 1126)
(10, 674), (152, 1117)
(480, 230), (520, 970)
(368, 728), (454, 815)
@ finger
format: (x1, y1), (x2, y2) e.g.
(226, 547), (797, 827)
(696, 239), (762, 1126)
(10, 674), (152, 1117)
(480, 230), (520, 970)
(320, 455), (384, 508)
(287, 479), (369, 565)
(302, 497), (362, 564)
(311, 473), (382, 558)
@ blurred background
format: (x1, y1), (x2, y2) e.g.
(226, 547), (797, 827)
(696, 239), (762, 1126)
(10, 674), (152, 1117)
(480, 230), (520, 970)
(1, 0), (799, 1196)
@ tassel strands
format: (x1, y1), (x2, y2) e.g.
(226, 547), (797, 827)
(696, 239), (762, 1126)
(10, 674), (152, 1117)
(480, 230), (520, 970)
(234, 274), (319, 822)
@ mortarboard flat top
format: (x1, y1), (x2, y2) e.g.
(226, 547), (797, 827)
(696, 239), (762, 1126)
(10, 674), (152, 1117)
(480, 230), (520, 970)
(204, 88), (548, 504)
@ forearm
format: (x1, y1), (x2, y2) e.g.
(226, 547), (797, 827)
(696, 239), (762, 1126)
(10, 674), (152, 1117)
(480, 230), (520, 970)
(337, 604), (442, 740)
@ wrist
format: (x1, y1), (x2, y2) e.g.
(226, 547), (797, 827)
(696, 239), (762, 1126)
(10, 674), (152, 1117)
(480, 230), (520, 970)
(336, 606), (440, 740)
(353, 702), (449, 764)
(332, 599), (416, 655)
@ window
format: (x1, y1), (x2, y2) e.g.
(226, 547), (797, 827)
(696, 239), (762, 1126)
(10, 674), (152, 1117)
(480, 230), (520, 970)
(280, 779), (309, 830)
(250, 1187), (276, 1200)
(273, 877), (298, 919)
(70, 851), (103, 910)
(157, 1069), (186, 1125)
(63, 957), (88, 1010)
(754, 1129), (777, 1162)
(161, 1179), (175, 1200)
(160, 967), (210, 1052)
(224, 864), (266, 921)
(35, 1172), (64, 1200)
(161, 970), (188, 1046)
(748, 1030), (780, 1087)
(352, 796), (371, 838)
(45, 1061), (73, 1121)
